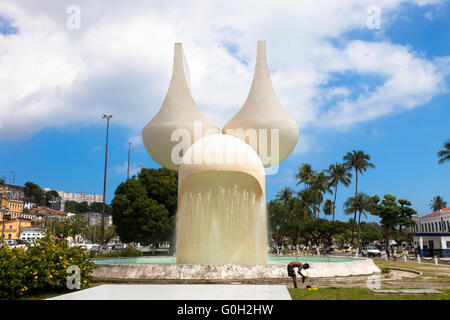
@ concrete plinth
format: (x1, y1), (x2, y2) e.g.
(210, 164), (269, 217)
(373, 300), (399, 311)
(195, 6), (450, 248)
(93, 258), (380, 280)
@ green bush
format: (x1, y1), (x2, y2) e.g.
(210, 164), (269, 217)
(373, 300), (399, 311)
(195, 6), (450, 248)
(380, 267), (390, 274)
(96, 247), (143, 258)
(0, 233), (95, 299)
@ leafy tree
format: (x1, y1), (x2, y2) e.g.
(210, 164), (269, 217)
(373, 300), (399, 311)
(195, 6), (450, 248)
(83, 224), (116, 244)
(64, 200), (79, 213)
(437, 139), (450, 164)
(138, 168), (178, 215)
(370, 195), (416, 246)
(328, 163), (352, 221)
(398, 199), (417, 232)
(76, 201), (90, 213)
(302, 218), (346, 248)
(0, 178), (5, 185)
(295, 163), (316, 189)
(359, 222), (383, 243)
(45, 190), (59, 208)
(89, 202), (104, 213)
(111, 176), (173, 247)
(24, 182), (45, 204)
(308, 170), (332, 218)
(276, 187), (294, 205)
(343, 193), (372, 246)
(323, 199), (333, 219)
(46, 215), (88, 238)
(343, 150), (375, 246)
(430, 196), (447, 211)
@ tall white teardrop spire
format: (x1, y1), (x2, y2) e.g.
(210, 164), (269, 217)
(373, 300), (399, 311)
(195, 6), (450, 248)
(222, 41), (299, 167)
(142, 43), (219, 171)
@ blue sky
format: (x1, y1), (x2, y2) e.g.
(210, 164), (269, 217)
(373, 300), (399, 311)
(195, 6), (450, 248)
(0, 1), (449, 223)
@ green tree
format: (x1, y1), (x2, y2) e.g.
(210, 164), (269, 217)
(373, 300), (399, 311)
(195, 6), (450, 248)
(370, 195), (416, 247)
(343, 150), (375, 246)
(328, 162), (352, 221)
(398, 199), (417, 232)
(295, 163), (316, 189)
(76, 201), (90, 213)
(24, 182), (45, 204)
(343, 192), (372, 247)
(437, 139), (450, 164)
(111, 177), (173, 246)
(89, 202), (104, 213)
(323, 199), (333, 219)
(44, 190), (59, 208)
(430, 196), (447, 212)
(308, 170), (332, 218)
(359, 222), (383, 243)
(64, 200), (79, 213)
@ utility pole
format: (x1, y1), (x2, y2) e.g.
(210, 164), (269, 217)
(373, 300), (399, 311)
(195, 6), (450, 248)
(101, 114), (114, 247)
(127, 141), (131, 180)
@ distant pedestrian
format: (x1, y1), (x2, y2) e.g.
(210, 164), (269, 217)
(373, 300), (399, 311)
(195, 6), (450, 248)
(385, 247), (390, 260)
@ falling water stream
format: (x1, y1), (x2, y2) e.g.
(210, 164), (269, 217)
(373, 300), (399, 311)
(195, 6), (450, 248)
(176, 171), (267, 264)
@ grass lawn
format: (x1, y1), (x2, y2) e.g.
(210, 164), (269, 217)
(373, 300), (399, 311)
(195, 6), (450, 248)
(289, 288), (450, 300)
(289, 260), (450, 300)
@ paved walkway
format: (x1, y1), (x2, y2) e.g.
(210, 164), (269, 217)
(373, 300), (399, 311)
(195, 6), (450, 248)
(48, 284), (292, 300)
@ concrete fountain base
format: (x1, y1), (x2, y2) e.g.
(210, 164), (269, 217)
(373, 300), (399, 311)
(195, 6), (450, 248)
(93, 258), (380, 280)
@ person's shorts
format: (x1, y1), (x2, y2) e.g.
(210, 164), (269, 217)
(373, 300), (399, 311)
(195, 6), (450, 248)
(287, 267), (296, 278)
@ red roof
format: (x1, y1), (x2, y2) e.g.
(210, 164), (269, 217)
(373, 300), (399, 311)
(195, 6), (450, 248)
(422, 207), (450, 218)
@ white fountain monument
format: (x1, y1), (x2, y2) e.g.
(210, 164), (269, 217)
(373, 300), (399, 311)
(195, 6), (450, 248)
(142, 41), (299, 265)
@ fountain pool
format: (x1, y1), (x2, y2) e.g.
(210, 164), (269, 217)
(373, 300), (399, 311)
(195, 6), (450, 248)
(94, 256), (360, 265)
(92, 256), (380, 280)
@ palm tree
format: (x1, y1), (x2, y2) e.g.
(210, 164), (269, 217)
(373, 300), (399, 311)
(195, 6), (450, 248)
(430, 196), (447, 211)
(343, 193), (372, 247)
(328, 163), (352, 221)
(295, 163), (316, 189)
(438, 140), (450, 164)
(309, 170), (332, 218)
(343, 150), (375, 246)
(297, 189), (315, 218)
(323, 199), (333, 219)
(276, 187), (294, 205)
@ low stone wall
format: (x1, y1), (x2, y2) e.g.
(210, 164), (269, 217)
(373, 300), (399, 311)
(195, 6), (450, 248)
(93, 258), (380, 280)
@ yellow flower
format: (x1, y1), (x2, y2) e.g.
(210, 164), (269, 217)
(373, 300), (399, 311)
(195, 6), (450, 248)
(48, 275), (53, 279)
(82, 280), (87, 284)
(59, 256), (63, 259)
(34, 276), (38, 280)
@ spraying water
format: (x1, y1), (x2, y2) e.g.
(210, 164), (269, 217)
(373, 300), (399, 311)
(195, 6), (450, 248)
(176, 171), (267, 264)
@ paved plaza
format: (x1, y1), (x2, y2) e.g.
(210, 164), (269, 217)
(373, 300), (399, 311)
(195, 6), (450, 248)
(48, 284), (292, 300)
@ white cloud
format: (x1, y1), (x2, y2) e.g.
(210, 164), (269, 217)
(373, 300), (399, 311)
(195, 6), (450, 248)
(113, 161), (141, 178)
(0, 0), (448, 141)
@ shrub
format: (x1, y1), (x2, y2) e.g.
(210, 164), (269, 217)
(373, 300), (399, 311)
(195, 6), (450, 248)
(380, 267), (390, 274)
(0, 233), (95, 299)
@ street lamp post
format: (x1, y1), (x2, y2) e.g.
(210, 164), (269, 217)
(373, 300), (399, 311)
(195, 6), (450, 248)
(127, 141), (131, 180)
(101, 114), (114, 247)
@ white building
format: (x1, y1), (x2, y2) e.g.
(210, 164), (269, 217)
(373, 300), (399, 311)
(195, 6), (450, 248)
(411, 207), (450, 257)
(20, 227), (46, 242)
(43, 188), (103, 212)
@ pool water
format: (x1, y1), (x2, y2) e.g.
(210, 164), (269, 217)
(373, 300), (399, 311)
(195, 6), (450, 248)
(94, 256), (360, 265)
